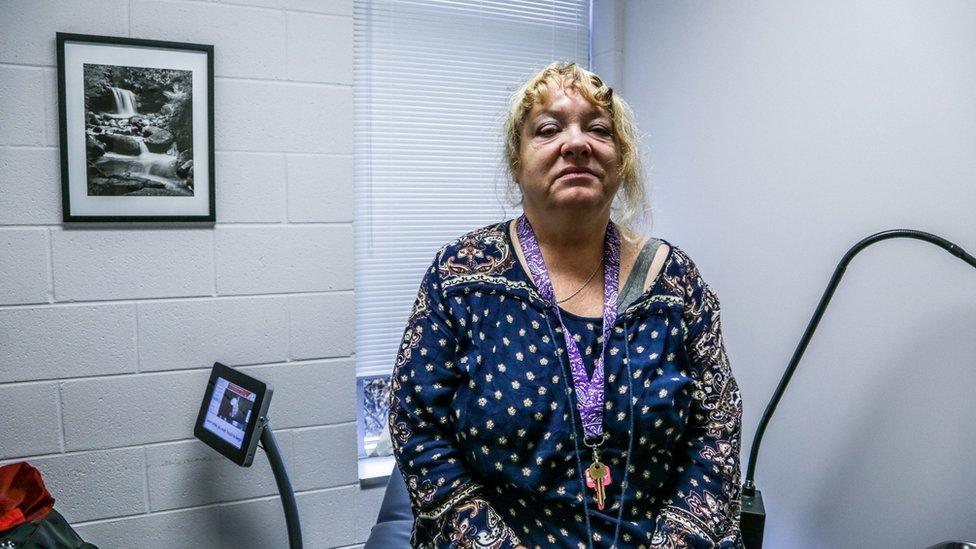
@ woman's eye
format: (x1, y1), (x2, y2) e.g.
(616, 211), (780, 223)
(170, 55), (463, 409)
(537, 125), (558, 136)
(591, 126), (612, 135)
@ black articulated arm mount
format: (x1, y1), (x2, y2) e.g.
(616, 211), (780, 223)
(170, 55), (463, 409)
(261, 419), (303, 549)
(739, 229), (976, 549)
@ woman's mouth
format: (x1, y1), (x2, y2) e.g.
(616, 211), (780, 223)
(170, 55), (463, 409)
(556, 167), (597, 181)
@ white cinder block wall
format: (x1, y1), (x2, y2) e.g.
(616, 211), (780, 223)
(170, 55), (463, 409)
(0, 1), (384, 547)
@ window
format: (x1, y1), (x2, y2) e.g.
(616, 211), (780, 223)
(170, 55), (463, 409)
(353, 0), (591, 480)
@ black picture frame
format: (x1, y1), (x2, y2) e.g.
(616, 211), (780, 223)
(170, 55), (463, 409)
(56, 32), (215, 222)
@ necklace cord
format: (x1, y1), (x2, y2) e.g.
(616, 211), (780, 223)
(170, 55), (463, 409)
(543, 312), (596, 549)
(543, 310), (636, 549)
(611, 320), (636, 549)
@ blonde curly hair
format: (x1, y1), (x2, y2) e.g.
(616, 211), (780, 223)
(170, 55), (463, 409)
(502, 61), (649, 230)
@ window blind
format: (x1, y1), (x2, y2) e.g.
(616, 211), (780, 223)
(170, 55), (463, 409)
(353, 0), (591, 378)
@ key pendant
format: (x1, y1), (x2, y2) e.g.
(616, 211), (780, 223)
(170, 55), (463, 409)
(585, 460), (613, 510)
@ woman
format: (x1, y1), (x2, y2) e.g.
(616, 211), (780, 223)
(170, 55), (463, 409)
(389, 62), (743, 548)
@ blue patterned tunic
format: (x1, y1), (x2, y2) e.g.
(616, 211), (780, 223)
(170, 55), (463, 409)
(389, 220), (743, 548)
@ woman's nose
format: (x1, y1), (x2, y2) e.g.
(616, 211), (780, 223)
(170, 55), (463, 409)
(561, 127), (591, 158)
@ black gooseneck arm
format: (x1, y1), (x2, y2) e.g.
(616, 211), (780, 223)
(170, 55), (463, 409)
(739, 229), (976, 548)
(261, 419), (303, 549)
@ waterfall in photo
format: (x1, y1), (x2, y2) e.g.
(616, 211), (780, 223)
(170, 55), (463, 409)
(97, 142), (181, 191)
(110, 86), (138, 117)
(91, 87), (185, 194)
(84, 64), (194, 197)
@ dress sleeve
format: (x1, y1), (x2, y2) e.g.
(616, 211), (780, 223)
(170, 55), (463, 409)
(650, 250), (744, 549)
(388, 252), (522, 548)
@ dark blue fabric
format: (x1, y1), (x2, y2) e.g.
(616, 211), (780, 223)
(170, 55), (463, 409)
(389, 220), (743, 548)
(556, 307), (604, 379)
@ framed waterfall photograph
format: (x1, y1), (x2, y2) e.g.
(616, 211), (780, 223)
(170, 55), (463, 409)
(56, 33), (215, 222)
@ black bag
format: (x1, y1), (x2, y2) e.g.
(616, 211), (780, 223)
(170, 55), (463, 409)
(0, 509), (97, 549)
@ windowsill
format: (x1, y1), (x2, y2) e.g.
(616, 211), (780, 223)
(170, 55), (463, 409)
(358, 455), (396, 488)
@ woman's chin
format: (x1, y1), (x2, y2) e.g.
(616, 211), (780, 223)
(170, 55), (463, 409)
(552, 189), (605, 209)
(524, 188), (607, 213)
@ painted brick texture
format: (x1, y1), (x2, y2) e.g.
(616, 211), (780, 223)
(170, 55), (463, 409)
(0, 1), (370, 547)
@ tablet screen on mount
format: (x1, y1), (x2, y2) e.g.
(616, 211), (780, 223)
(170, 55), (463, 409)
(194, 362), (273, 467)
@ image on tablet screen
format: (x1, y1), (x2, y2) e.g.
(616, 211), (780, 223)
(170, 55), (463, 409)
(203, 377), (256, 449)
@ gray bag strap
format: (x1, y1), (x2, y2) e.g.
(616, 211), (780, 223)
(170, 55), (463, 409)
(617, 237), (665, 314)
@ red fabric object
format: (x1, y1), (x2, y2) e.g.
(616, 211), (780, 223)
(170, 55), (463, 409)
(0, 462), (55, 532)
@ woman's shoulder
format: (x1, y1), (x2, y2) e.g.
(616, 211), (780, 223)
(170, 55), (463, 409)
(427, 219), (520, 284)
(652, 240), (722, 312)
(623, 232), (711, 301)
(614, 225), (667, 255)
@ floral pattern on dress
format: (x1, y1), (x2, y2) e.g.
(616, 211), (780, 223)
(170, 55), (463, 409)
(437, 223), (543, 303)
(434, 497), (523, 548)
(390, 220), (743, 549)
(650, 248), (743, 548)
(438, 224), (516, 279)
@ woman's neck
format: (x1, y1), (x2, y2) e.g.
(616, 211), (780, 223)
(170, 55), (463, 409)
(522, 206), (610, 274)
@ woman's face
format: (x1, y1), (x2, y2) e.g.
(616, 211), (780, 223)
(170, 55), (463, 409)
(517, 85), (619, 214)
